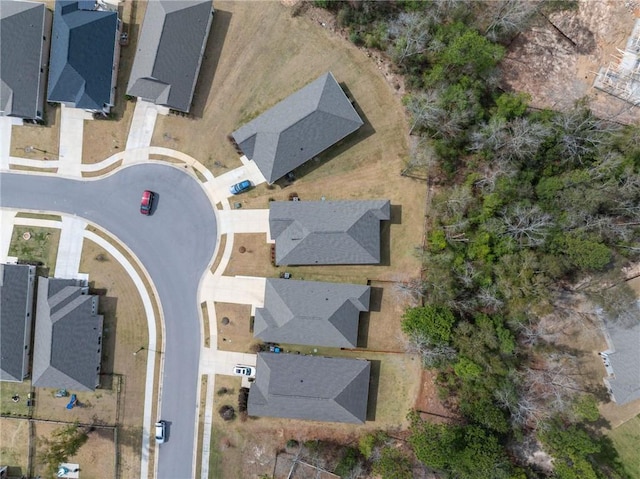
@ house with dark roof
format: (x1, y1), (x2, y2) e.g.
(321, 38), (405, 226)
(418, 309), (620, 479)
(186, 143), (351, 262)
(32, 277), (103, 391)
(599, 307), (640, 405)
(248, 353), (370, 423)
(127, 0), (214, 113)
(0, 264), (36, 382)
(47, 0), (120, 113)
(232, 72), (364, 184)
(0, 1), (52, 120)
(254, 279), (370, 348)
(269, 200), (390, 265)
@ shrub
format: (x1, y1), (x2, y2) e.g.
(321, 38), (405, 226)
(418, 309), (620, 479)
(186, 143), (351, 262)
(238, 387), (249, 412)
(216, 387), (229, 396)
(286, 439), (299, 449)
(218, 405), (235, 421)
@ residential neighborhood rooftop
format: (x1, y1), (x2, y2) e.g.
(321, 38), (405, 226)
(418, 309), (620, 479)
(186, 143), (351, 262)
(0, 263), (36, 382)
(247, 353), (371, 424)
(47, 0), (119, 112)
(0, 0), (51, 120)
(601, 308), (640, 405)
(127, 0), (214, 113)
(269, 199), (390, 265)
(232, 72), (364, 184)
(254, 278), (370, 348)
(32, 277), (104, 391)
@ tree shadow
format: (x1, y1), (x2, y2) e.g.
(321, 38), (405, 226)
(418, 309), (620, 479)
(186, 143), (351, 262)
(189, 10), (232, 119)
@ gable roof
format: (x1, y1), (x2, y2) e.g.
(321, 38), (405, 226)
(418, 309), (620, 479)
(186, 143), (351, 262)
(254, 279), (370, 348)
(248, 353), (370, 423)
(232, 72), (364, 183)
(126, 0), (214, 112)
(269, 200), (390, 265)
(47, 0), (118, 111)
(0, 1), (50, 119)
(32, 277), (103, 391)
(0, 264), (35, 382)
(602, 308), (640, 405)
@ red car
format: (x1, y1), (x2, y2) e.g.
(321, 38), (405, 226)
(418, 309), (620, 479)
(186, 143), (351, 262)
(140, 190), (155, 215)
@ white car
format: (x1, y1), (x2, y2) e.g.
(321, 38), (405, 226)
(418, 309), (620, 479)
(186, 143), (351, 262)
(155, 420), (166, 443)
(233, 365), (254, 377)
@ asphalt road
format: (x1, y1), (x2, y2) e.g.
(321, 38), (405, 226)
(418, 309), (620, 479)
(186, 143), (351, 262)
(0, 165), (217, 479)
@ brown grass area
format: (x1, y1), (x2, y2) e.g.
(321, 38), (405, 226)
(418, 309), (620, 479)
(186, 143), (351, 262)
(10, 105), (61, 161)
(78, 238), (148, 477)
(215, 302), (255, 353)
(0, 418), (29, 477)
(209, 351), (420, 477)
(33, 421), (115, 478)
(150, 3), (424, 285)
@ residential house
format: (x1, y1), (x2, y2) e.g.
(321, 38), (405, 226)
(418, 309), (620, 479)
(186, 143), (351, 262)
(599, 308), (640, 404)
(0, 264), (36, 382)
(248, 353), (370, 423)
(254, 278), (370, 348)
(47, 0), (120, 113)
(232, 72), (364, 184)
(0, 1), (52, 120)
(269, 200), (390, 265)
(127, 0), (214, 113)
(32, 277), (103, 391)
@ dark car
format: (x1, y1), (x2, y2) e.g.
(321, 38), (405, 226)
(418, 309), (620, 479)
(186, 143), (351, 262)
(140, 190), (155, 215)
(230, 180), (251, 195)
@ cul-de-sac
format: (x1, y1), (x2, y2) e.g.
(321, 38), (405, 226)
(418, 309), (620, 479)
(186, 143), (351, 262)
(1, 1), (639, 479)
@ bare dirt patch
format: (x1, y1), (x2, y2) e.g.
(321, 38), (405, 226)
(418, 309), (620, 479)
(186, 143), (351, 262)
(0, 418), (29, 477)
(502, 1), (640, 123)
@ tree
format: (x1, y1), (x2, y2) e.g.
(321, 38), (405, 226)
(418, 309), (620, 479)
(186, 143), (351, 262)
(387, 12), (433, 66)
(501, 204), (552, 247)
(539, 421), (601, 479)
(402, 305), (457, 345)
(372, 447), (413, 479)
(39, 424), (89, 476)
(483, 0), (544, 42)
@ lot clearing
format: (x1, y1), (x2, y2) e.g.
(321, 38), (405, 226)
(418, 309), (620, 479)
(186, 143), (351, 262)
(502, 0), (640, 123)
(0, 418), (29, 477)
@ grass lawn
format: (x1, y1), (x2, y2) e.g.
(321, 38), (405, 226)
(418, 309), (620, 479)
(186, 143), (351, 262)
(0, 380), (32, 417)
(8, 226), (61, 275)
(607, 414), (640, 478)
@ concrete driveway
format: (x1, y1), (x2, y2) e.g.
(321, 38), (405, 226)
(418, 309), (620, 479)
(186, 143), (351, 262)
(0, 164), (217, 479)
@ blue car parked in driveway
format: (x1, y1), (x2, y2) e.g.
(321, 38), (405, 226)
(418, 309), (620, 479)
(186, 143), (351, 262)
(230, 180), (251, 195)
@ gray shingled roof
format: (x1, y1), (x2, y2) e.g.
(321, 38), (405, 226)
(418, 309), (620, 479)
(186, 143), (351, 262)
(0, 1), (50, 119)
(126, 0), (214, 112)
(0, 264), (35, 382)
(47, 1), (118, 111)
(248, 353), (370, 423)
(232, 72), (364, 184)
(254, 279), (370, 348)
(602, 307), (640, 405)
(32, 277), (103, 391)
(270, 200), (390, 265)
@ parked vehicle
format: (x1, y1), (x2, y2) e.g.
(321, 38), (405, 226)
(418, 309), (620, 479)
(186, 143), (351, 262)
(230, 180), (251, 195)
(140, 190), (155, 215)
(155, 420), (166, 443)
(233, 365), (255, 377)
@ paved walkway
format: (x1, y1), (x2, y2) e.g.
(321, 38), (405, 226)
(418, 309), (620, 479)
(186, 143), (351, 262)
(0, 209), (18, 262)
(200, 274), (266, 310)
(54, 216), (88, 279)
(217, 209), (270, 235)
(58, 106), (93, 177)
(0, 117), (22, 171)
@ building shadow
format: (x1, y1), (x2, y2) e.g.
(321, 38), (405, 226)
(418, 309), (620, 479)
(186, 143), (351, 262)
(358, 287), (383, 348)
(189, 9), (232, 119)
(95, 291), (118, 391)
(366, 359), (381, 422)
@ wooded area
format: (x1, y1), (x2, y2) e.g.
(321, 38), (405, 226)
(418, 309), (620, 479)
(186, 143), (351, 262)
(316, 1), (639, 478)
